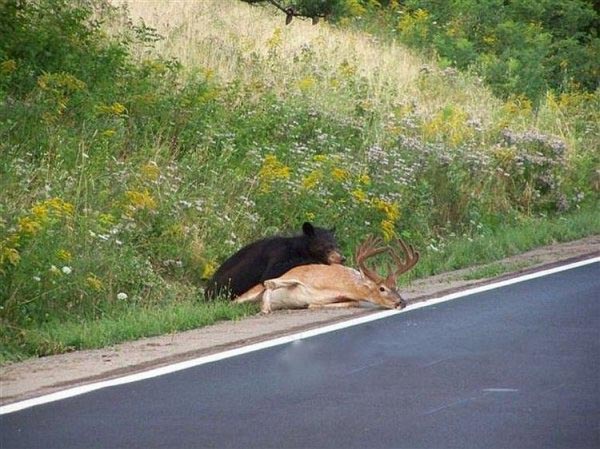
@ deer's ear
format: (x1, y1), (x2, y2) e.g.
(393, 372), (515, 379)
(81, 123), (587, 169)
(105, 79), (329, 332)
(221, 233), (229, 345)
(302, 222), (315, 237)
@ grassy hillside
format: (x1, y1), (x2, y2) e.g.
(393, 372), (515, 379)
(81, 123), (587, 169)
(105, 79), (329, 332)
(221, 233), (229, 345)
(0, 0), (598, 362)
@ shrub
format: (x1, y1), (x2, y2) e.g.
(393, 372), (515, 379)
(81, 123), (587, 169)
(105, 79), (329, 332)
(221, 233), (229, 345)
(355, 0), (600, 103)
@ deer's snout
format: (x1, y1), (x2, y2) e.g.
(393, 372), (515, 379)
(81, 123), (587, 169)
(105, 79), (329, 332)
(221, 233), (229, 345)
(394, 299), (407, 310)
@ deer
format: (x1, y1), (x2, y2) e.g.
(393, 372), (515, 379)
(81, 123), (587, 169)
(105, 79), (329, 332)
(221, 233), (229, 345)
(234, 235), (419, 314)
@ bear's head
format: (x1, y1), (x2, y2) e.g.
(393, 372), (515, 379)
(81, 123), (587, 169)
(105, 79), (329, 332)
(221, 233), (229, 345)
(302, 222), (345, 264)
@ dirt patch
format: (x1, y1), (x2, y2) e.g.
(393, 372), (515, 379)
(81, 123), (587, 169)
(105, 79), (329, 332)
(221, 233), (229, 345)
(1, 236), (598, 405)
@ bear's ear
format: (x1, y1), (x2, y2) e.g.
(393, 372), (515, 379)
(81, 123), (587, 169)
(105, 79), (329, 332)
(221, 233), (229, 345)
(302, 222), (315, 237)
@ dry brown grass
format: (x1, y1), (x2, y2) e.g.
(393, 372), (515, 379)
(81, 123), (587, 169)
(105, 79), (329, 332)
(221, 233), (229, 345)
(114, 0), (502, 125)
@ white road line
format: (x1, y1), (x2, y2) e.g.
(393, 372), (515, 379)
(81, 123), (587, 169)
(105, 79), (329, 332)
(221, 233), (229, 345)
(1, 256), (598, 415)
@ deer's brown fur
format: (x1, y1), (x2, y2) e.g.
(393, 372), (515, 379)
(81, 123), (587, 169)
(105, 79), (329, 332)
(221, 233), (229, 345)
(235, 236), (419, 314)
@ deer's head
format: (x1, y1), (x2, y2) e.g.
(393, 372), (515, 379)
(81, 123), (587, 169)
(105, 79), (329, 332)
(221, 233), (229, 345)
(355, 235), (419, 310)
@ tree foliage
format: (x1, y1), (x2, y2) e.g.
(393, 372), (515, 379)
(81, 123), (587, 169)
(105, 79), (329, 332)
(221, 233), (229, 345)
(393, 0), (599, 102)
(240, 0), (375, 23)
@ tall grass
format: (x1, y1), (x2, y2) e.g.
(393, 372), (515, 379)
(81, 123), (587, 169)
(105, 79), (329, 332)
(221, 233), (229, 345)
(117, 0), (499, 122)
(0, 0), (598, 362)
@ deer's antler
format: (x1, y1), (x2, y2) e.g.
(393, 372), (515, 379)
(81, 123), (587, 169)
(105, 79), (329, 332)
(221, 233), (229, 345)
(355, 235), (388, 284)
(384, 238), (420, 288)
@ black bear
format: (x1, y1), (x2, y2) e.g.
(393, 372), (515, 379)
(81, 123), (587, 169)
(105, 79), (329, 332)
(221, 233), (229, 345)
(204, 222), (344, 300)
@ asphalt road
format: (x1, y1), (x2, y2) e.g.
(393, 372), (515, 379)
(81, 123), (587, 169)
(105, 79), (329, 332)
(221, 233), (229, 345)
(1, 262), (599, 449)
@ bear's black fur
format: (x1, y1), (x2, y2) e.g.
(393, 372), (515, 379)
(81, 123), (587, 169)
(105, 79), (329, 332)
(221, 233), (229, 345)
(204, 222), (343, 300)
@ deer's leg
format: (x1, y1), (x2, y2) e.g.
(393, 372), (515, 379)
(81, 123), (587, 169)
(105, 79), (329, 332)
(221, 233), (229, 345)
(308, 301), (361, 309)
(260, 288), (273, 314)
(234, 284), (265, 304)
(263, 278), (313, 311)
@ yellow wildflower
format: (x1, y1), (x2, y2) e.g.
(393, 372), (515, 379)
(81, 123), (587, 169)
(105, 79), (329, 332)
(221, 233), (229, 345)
(126, 189), (157, 212)
(1, 59), (16, 74)
(381, 219), (396, 241)
(492, 147), (517, 165)
(202, 261), (217, 279)
(372, 198), (401, 222)
(111, 102), (126, 115)
(331, 168), (350, 182)
(57, 249), (72, 262)
(85, 274), (104, 291)
(258, 155), (291, 193)
(37, 72), (86, 93)
(198, 88), (219, 103)
(483, 34), (496, 45)
(31, 204), (49, 221)
(14, 198), (74, 236)
(142, 60), (167, 74)
(351, 188), (368, 203)
(302, 170), (322, 190)
(398, 8), (431, 40)
(372, 198), (401, 242)
(98, 213), (116, 228)
(422, 105), (472, 146)
(44, 198), (74, 217)
(266, 27), (283, 50)
(297, 76), (316, 92)
(141, 161), (160, 182)
(18, 216), (43, 235)
(502, 95), (532, 118)
(96, 102), (127, 116)
(1, 247), (20, 267)
(414, 8), (429, 19)
(338, 61), (357, 78)
(358, 174), (371, 185)
(345, 0), (367, 15)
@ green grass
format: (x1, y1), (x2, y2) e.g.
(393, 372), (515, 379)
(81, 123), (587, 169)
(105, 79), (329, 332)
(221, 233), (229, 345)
(0, 300), (258, 364)
(460, 260), (537, 282)
(414, 206), (599, 280)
